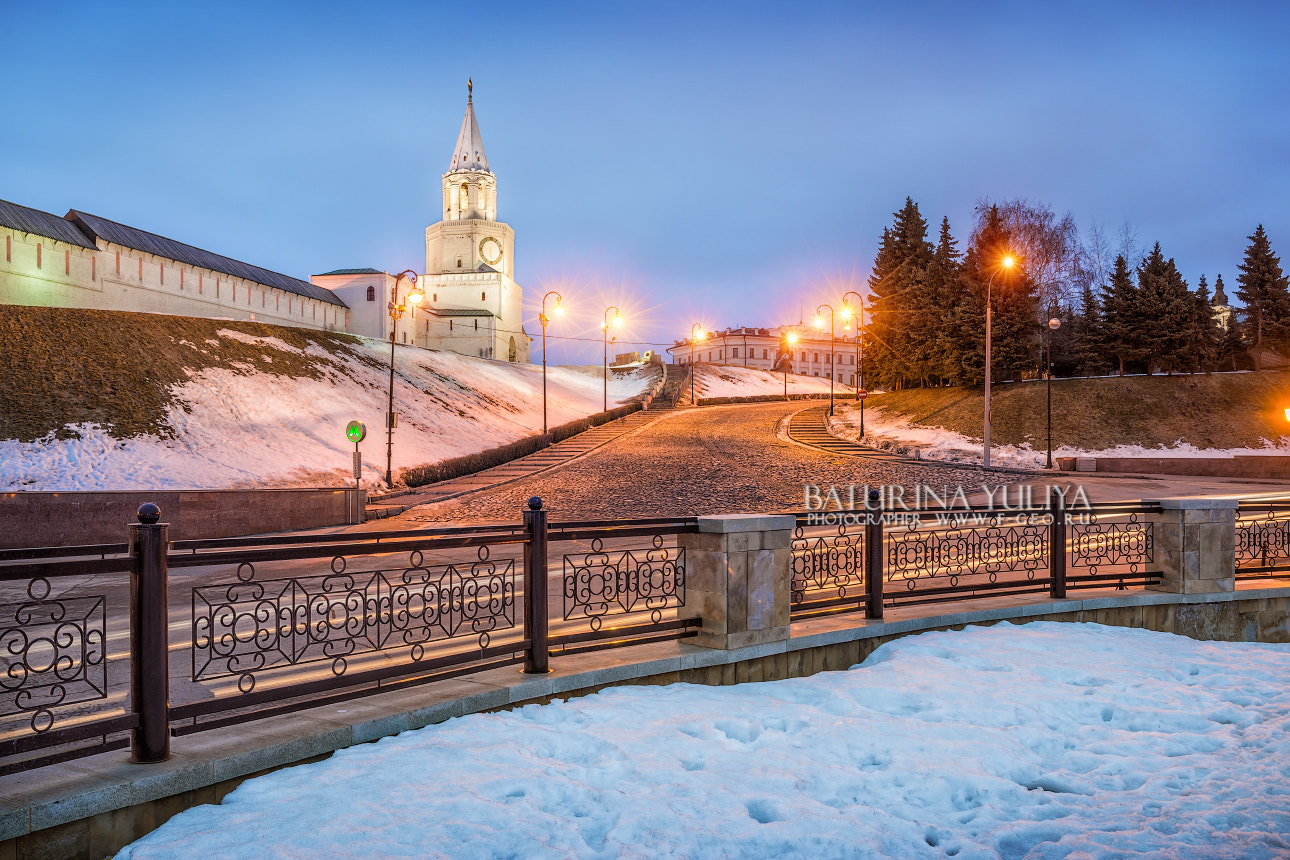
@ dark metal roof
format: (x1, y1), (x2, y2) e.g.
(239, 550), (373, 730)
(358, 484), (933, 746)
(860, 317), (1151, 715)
(431, 308), (494, 317)
(476, 263), (497, 273)
(66, 210), (348, 308)
(314, 268), (383, 276)
(0, 199), (97, 249)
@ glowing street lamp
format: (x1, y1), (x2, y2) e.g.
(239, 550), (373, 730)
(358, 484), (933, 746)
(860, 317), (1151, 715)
(385, 269), (423, 488)
(1046, 315), (1061, 469)
(689, 322), (707, 406)
(539, 290), (563, 433)
(842, 290), (866, 436)
(602, 307), (622, 412)
(984, 254), (1017, 469)
(815, 303), (836, 416)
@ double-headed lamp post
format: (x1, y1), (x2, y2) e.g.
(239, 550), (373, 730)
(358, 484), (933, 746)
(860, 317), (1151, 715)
(983, 254), (1017, 469)
(385, 269), (424, 488)
(689, 322), (706, 405)
(1046, 315), (1061, 469)
(814, 303), (836, 416)
(539, 290), (563, 433)
(602, 306), (622, 412)
(841, 290), (866, 436)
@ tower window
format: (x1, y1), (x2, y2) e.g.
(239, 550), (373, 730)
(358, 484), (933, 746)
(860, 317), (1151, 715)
(366, 285), (375, 302)
(432, 293), (437, 302)
(457, 259), (462, 268)
(36, 243), (41, 268)
(115, 251), (120, 275)
(481, 292), (486, 301)
(65, 250), (70, 275)
(474, 319), (478, 330)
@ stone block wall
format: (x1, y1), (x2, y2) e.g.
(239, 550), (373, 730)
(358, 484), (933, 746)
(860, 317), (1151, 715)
(681, 514), (794, 649)
(1147, 498), (1238, 594)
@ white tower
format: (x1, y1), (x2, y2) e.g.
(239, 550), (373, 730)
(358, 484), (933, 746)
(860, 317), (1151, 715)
(422, 80), (527, 363)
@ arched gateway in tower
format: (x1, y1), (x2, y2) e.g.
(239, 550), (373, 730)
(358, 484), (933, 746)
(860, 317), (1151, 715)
(313, 81), (529, 363)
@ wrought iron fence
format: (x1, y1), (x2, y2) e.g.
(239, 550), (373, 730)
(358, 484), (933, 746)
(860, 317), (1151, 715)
(1236, 501), (1290, 576)
(0, 504), (699, 775)
(790, 500), (1162, 619)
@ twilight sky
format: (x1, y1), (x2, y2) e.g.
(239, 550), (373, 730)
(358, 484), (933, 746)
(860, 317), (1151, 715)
(2, 0), (1287, 363)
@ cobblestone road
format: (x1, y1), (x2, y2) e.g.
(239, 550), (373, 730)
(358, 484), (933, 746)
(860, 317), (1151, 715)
(386, 402), (1027, 525)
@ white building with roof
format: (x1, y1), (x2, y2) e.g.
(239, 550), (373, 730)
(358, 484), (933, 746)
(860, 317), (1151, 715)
(314, 81), (529, 363)
(0, 200), (349, 331)
(669, 325), (865, 386)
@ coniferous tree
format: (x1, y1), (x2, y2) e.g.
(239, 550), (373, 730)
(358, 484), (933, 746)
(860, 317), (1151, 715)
(926, 216), (965, 385)
(1071, 283), (1108, 377)
(1134, 243), (1192, 374)
(955, 205), (1038, 384)
(864, 198), (935, 389)
(1235, 225), (1290, 370)
(1189, 276), (1219, 373)
(1100, 255), (1142, 375)
(1218, 308), (1248, 371)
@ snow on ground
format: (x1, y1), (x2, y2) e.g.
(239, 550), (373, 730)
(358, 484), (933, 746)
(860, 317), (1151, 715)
(829, 403), (1290, 469)
(696, 364), (854, 399)
(0, 335), (650, 491)
(118, 623), (1290, 859)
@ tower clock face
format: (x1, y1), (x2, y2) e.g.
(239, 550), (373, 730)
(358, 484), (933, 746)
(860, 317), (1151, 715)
(479, 237), (503, 266)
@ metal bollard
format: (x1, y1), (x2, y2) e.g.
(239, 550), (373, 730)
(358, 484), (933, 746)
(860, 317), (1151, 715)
(865, 490), (884, 619)
(1050, 494), (1067, 599)
(129, 502), (170, 762)
(522, 497), (550, 674)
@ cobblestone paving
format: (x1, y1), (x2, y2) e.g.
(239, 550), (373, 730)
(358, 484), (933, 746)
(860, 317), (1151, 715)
(387, 403), (1029, 525)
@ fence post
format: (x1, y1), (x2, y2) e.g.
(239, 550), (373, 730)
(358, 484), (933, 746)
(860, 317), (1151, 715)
(129, 502), (170, 763)
(522, 497), (550, 674)
(1050, 494), (1067, 599)
(865, 490), (884, 619)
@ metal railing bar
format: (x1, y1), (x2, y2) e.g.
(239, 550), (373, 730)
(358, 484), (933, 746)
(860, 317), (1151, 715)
(0, 737), (131, 778)
(171, 655), (528, 737)
(0, 543), (130, 561)
(547, 617), (699, 648)
(166, 534), (528, 569)
(549, 628), (700, 657)
(170, 523), (528, 552)
(0, 557), (133, 580)
(547, 525), (699, 544)
(0, 713), (139, 758)
(170, 640), (530, 720)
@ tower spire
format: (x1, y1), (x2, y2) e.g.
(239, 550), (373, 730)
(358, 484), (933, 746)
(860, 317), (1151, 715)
(449, 80), (489, 173)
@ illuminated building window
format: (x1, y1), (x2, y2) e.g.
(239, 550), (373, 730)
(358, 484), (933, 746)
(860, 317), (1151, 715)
(36, 243), (41, 268)
(65, 250), (70, 275)
(4, 236), (8, 262)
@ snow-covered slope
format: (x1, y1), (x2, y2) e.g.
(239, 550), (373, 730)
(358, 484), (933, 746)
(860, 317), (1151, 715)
(1, 330), (650, 491)
(694, 365), (854, 399)
(829, 402), (1290, 469)
(117, 623), (1290, 860)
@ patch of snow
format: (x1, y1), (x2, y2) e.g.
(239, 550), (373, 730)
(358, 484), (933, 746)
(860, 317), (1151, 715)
(829, 403), (1290, 469)
(1, 335), (651, 491)
(696, 365), (855, 398)
(117, 623), (1290, 860)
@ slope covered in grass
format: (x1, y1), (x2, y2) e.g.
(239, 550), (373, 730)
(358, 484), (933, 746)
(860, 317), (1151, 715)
(847, 372), (1290, 452)
(0, 307), (649, 490)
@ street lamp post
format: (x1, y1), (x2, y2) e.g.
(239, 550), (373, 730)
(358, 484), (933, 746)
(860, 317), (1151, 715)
(539, 290), (563, 433)
(689, 322), (706, 406)
(1046, 315), (1061, 469)
(814, 303), (836, 416)
(602, 306), (621, 412)
(842, 291), (865, 436)
(385, 269), (424, 488)
(983, 255), (1017, 469)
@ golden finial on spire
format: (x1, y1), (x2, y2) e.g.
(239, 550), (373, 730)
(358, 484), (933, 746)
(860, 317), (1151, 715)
(467, 78), (473, 102)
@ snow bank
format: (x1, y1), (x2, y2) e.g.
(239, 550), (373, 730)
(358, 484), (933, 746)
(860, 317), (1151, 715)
(696, 365), (853, 399)
(118, 622), (1290, 859)
(830, 402), (1290, 469)
(0, 336), (650, 491)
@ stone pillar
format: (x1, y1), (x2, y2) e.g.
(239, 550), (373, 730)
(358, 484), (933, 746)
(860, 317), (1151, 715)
(680, 514), (794, 649)
(1145, 497), (1237, 594)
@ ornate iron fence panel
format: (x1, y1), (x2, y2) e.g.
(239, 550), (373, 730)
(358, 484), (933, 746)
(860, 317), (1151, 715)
(1236, 506), (1290, 574)
(563, 536), (685, 631)
(1069, 511), (1153, 584)
(791, 521), (864, 612)
(886, 515), (1048, 593)
(0, 578), (107, 734)
(192, 547), (515, 692)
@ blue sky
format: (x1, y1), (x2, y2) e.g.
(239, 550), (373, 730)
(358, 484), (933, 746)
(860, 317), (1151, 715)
(3, 1), (1287, 363)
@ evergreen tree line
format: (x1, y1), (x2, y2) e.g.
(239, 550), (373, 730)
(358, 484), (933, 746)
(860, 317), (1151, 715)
(859, 199), (1290, 389)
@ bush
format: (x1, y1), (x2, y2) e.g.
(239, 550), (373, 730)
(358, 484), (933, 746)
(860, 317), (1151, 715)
(696, 394), (830, 406)
(399, 402), (644, 488)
